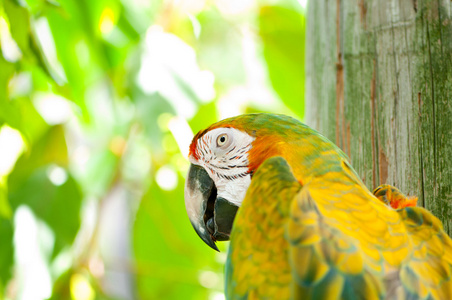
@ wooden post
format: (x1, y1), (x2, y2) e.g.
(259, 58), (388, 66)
(306, 0), (452, 234)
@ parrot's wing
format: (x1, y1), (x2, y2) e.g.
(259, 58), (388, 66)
(225, 156), (302, 300)
(288, 159), (452, 299)
(226, 156), (452, 300)
(397, 206), (452, 299)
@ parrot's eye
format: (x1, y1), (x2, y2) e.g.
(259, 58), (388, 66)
(216, 133), (229, 147)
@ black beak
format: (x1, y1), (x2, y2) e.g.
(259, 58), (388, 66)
(184, 164), (239, 251)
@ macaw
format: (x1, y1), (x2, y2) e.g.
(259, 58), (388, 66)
(184, 113), (452, 299)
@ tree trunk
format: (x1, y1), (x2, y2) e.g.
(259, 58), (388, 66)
(306, 0), (452, 235)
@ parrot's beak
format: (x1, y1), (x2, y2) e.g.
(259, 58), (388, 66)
(184, 164), (239, 251)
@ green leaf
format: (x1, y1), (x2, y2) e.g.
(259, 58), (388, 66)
(0, 95), (48, 145)
(11, 96), (48, 144)
(3, 0), (55, 81)
(0, 56), (16, 125)
(0, 183), (12, 219)
(259, 5), (306, 118)
(0, 100), (22, 133)
(8, 125), (66, 191)
(22, 0), (46, 14)
(0, 218), (14, 296)
(3, 0), (30, 54)
(7, 125), (79, 257)
(49, 268), (73, 300)
(8, 167), (82, 256)
(188, 101), (218, 133)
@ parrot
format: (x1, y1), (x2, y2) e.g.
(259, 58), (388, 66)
(184, 113), (452, 299)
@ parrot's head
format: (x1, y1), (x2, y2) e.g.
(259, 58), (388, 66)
(184, 113), (308, 251)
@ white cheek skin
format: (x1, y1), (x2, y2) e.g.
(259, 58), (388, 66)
(215, 175), (251, 207)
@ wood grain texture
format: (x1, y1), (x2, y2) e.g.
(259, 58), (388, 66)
(306, 0), (452, 235)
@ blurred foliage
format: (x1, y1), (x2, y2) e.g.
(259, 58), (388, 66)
(260, 5), (305, 116)
(0, 0), (306, 299)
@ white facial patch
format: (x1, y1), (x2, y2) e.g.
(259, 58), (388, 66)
(215, 174), (251, 206)
(189, 127), (255, 207)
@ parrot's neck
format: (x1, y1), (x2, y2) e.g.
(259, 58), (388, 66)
(280, 132), (362, 188)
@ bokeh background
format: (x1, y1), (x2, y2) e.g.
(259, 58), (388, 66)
(0, 0), (306, 299)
